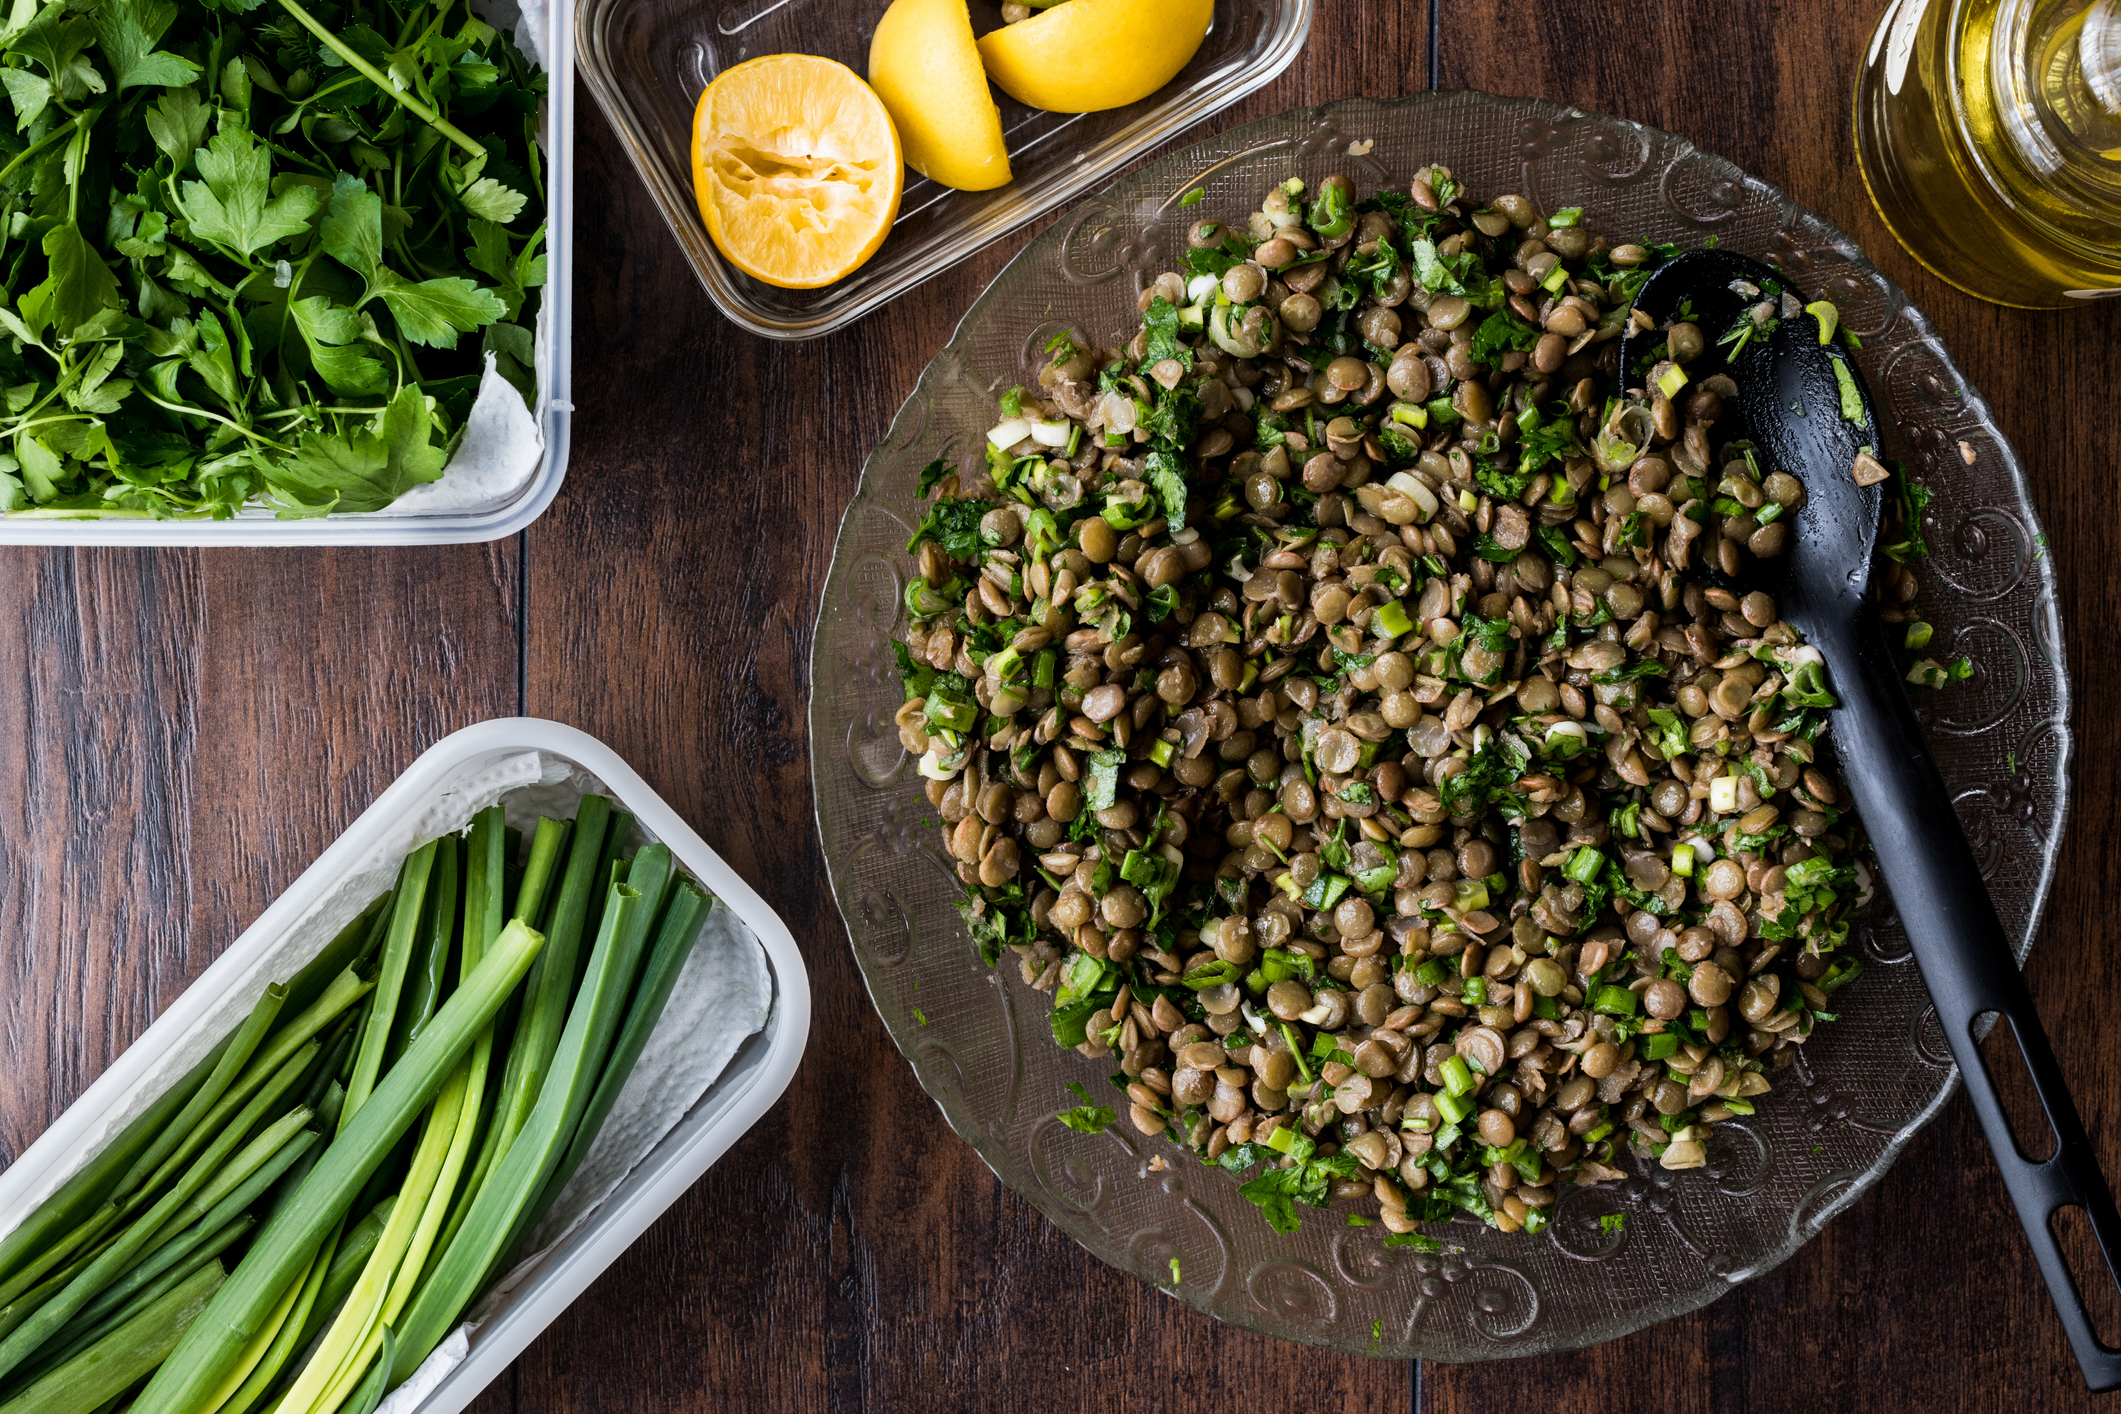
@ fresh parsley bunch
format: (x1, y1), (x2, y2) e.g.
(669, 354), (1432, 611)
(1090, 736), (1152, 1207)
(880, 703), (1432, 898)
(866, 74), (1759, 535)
(0, 0), (547, 518)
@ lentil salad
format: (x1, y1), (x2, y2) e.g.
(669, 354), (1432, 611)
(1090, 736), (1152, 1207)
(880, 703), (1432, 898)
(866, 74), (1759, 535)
(888, 167), (1928, 1242)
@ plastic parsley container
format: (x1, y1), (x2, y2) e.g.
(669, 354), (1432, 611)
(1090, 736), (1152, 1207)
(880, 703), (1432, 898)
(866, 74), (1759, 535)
(0, 719), (808, 1414)
(0, 1), (577, 547)
(577, 0), (1315, 340)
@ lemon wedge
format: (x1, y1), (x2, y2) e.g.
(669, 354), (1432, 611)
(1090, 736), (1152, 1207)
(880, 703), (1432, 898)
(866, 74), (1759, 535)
(977, 0), (1212, 113)
(691, 54), (904, 289)
(868, 0), (1012, 192)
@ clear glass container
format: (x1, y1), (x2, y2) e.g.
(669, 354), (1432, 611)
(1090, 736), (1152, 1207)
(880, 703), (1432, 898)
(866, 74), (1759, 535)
(1856, 0), (2121, 307)
(575, 0), (1314, 340)
(810, 91), (2071, 1359)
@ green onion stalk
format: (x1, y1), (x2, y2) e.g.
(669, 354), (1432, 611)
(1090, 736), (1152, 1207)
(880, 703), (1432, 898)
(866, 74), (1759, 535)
(0, 801), (717, 1414)
(390, 847), (670, 1373)
(134, 917), (546, 1414)
(0, 1259), (227, 1414)
(393, 850), (711, 1381)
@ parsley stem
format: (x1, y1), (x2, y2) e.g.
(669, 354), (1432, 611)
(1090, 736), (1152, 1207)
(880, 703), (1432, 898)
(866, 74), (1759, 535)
(136, 392), (297, 452)
(5, 505), (155, 518)
(260, 133), (330, 176)
(5, 409), (90, 441)
(0, 116), (80, 190)
(290, 75), (368, 113)
(268, 0), (488, 159)
(392, 328), (426, 383)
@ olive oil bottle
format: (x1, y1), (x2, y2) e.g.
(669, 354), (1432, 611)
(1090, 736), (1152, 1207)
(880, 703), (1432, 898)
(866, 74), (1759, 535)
(1856, 0), (2121, 307)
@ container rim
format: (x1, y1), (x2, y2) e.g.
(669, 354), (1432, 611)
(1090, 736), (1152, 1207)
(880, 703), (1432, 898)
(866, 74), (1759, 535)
(575, 0), (1317, 341)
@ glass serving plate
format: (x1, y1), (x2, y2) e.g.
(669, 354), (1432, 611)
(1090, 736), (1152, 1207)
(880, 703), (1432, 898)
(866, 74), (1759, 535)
(807, 91), (2072, 1359)
(574, 0), (1312, 340)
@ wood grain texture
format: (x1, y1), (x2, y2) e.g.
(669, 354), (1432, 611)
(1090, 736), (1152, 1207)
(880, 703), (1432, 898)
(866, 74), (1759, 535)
(0, 545), (520, 1163)
(513, 3), (1424, 1410)
(1429, 0), (2121, 1410)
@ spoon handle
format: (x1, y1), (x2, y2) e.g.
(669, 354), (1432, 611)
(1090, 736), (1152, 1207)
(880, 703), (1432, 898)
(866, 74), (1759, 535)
(1815, 610), (2121, 1388)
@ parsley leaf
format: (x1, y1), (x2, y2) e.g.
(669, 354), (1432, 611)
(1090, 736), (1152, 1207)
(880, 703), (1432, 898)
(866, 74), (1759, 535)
(1468, 310), (1540, 364)
(1460, 611), (1513, 653)
(1059, 1082), (1116, 1134)
(915, 457), (954, 498)
(1474, 457), (1531, 500)
(1410, 238), (1503, 308)
(1139, 382), (1200, 452)
(372, 269), (507, 349)
(1235, 1140), (1361, 1235)
(1146, 449), (1189, 533)
(1182, 232), (1258, 279)
(1383, 1231), (1444, 1251)
(888, 640), (936, 703)
(463, 221), (548, 325)
(1341, 234), (1403, 303)
(905, 497), (993, 560)
(1535, 524), (1580, 566)
(289, 298), (389, 396)
(90, 0), (200, 90)
(23, 222), (120, 340)
(1591, 659), (1669, 685)
(1644, 707), (1691, 759)
(181, 125), (324, 258)
(321, 163), (503, 349)
(1516, 411), (1584, 473)
(963, 894), (1032, 970)
(1141, 295), (1192, 370)
(1085, 748), (1126, 812)
(142, 85), (209, 171)
(260, 385), (446, 516)
(457, 176), (528, 223)
(1439, 731), (1531, 819)
(12, 4), (100, 105)
(320, 172), (385, 285)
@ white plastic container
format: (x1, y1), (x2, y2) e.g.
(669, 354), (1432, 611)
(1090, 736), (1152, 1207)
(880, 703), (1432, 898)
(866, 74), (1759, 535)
(0, 6), (576, 547)
(0, 719), (807, 1413)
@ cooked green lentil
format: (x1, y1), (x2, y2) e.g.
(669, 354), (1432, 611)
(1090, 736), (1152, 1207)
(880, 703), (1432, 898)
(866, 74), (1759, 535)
(891, 166), (1882, 1240)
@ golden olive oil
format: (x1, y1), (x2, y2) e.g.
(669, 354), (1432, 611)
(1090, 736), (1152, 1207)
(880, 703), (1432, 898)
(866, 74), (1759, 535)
(1856, 0), (2121, 307)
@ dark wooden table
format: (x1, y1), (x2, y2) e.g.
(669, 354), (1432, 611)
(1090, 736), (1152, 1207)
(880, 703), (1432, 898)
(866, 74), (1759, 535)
(5, 0), (2120, 1407)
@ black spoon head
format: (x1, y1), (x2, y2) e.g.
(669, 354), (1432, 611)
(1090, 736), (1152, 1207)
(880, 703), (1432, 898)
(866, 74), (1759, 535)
(1618, 249), (1886, 639)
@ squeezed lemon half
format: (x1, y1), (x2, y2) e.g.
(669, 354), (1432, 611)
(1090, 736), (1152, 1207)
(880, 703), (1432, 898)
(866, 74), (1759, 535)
(692, 54), (904, 289)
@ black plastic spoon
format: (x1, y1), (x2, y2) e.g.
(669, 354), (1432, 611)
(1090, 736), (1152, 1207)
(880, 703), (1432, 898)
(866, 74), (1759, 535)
(1620, 249), (2121, 1389)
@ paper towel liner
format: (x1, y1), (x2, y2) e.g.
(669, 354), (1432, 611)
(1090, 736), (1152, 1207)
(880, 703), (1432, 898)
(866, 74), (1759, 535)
(0, 747), (771, 1409)
(372, 0), (557, 519)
